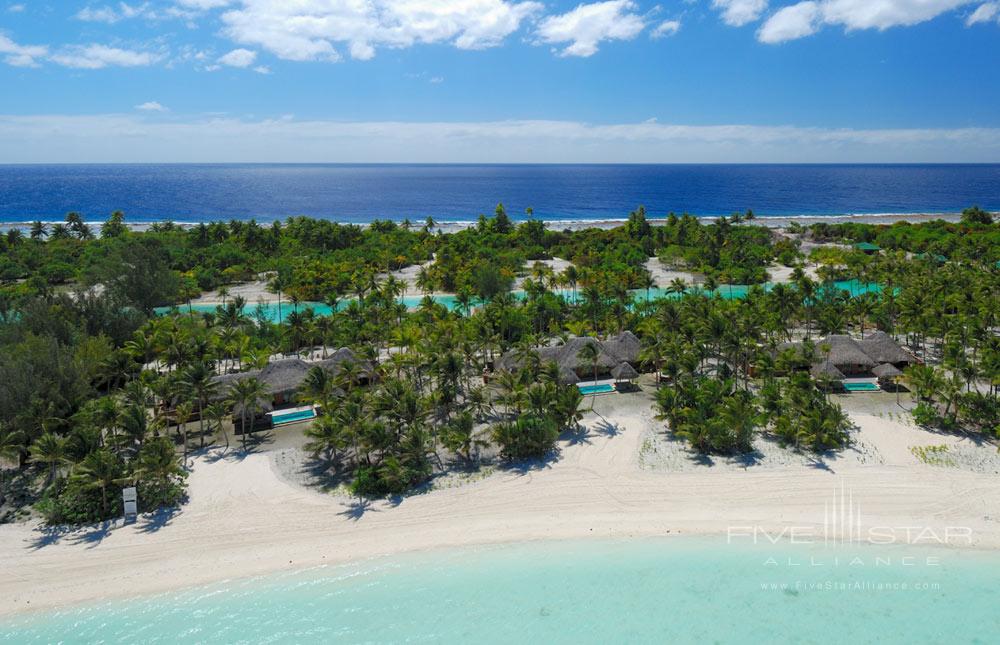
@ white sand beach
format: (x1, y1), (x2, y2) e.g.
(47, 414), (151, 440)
(2, 391), (999, 618)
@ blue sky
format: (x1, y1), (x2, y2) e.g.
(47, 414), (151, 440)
(1, 1), (999, 162)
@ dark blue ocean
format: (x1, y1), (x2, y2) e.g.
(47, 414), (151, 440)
(1, 164), (998, 224)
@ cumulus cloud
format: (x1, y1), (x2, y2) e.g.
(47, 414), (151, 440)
(220, 0), (542, 62)
(2, 114), (999, 163)
(712, 0), (769, 26)
(966, 2), (999, 24)
(757, 1), (820, 42)
(758, 1), (981, 43)
(536, 1), (646, 57)
(651, 19), (681, 38)
(135, 101), (167, 111)
(218, 47), (256, 67)
(0, 34), (48, 67)
(50, 45), (159, 69)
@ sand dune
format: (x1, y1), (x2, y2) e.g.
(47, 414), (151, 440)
(2, 411), (999, 617)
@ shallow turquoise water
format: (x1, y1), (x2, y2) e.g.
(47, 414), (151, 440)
(3, 538), (999, 643)
(156, 280), (881, 323)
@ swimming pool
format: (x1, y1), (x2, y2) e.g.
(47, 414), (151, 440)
(843, 382), (880, 392)
(578, 383), (616, 395)
(271, 409), (317, 425)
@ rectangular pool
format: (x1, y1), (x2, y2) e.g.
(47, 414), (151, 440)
(271, 409), (317, 425)
(843, 382), (880, 392)
(578, 383), (616, 395)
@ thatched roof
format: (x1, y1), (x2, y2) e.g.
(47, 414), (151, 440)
(557, 365), (579, 385)
(603, 331), (641, 363)
(211, 347), (369, 402)
(210, 370), (261, 402)
(857, 331), (916, 365)
(498, 333), (642, 376)
(811, 360), (845, 380)
(872, 363), (902, 379)
(611, 361), (639, 380)
(317, 347), (374, 380)
(232, 396), (273, 418)
(816, 335), (877, 370)
(257, 358), (313, 395)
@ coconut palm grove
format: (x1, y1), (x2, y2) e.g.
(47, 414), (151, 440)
(1, 205), (999, 523)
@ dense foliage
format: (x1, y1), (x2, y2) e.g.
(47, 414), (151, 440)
(2, 208), (998, 523)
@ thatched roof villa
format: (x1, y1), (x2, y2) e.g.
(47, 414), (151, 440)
(497, 332), (642, 384)
(776, 332), (916, 377)
(212, 348), (373, 407)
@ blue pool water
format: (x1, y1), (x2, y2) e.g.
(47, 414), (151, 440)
(271, 409), (317, 425)
(578, 383), (616, 395)
(1, 164), (998, 223)
(157, 280), (882, 322)
(3, 538), (998, 643)
(843, 382), (881, 392)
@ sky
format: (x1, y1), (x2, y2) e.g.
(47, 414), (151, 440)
(1, 0), (999, 162)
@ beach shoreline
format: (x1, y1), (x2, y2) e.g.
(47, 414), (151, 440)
(0, 211), (967, 234)
(3, 402), (999, 620)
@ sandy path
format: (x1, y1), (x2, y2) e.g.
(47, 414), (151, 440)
(2, 412), (999, 617)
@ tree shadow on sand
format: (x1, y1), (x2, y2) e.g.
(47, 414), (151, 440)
(338, 497), (379, 521)
(136, 506), (181, 534)
(27, 521), (115, 550)
(503, 449), (560, 476)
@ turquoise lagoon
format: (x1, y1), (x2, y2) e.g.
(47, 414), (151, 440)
(157, 280), (881, 324)
(3, 537), (998, 643)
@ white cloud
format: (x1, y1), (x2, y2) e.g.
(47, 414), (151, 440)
(536, 0), (646, 57)
(218, 47), (256, 67)
(966, 2), (999, 24)
(651, 19), (681, 38)
(176, 0), (232, 8)
(0, 34), (48, 67)
(76, 3), (159, 23)
(712, 0), (769, 26)
(135, 101), (168, 111)
(77, 6), (123, 22)
(253, 64), (270, 74)
(757, 1), (820, 42)
(8, 3), (26, 12)
(758, 1), (981, 42)
(50, 45), (159, 69)
(220, 0), (542, 62)
(3, 114), (999, 163)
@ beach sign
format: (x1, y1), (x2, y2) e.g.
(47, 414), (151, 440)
(122, 486), (138, 524)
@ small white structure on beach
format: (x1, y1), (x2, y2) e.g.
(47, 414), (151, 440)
(122, 486), (138, 524)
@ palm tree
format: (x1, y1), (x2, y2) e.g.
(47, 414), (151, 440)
(179, 362), (218, 448)
(204, 402), (230, 450)
(136, 436), (185, 489)
(268, 273), (287, 329)
(903, 364), (942, 404)
(174, 401), (194, 467)
(577, 341), (601, 409)
(72, 448), (122, 516)
(304, 415), (346, 466)
(30, 432), (68, 487)
(29, 220), (47, 240)
(301, 365), (337, 412)
(229, 378), (268, 451)
(1, 426), (25, 485)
